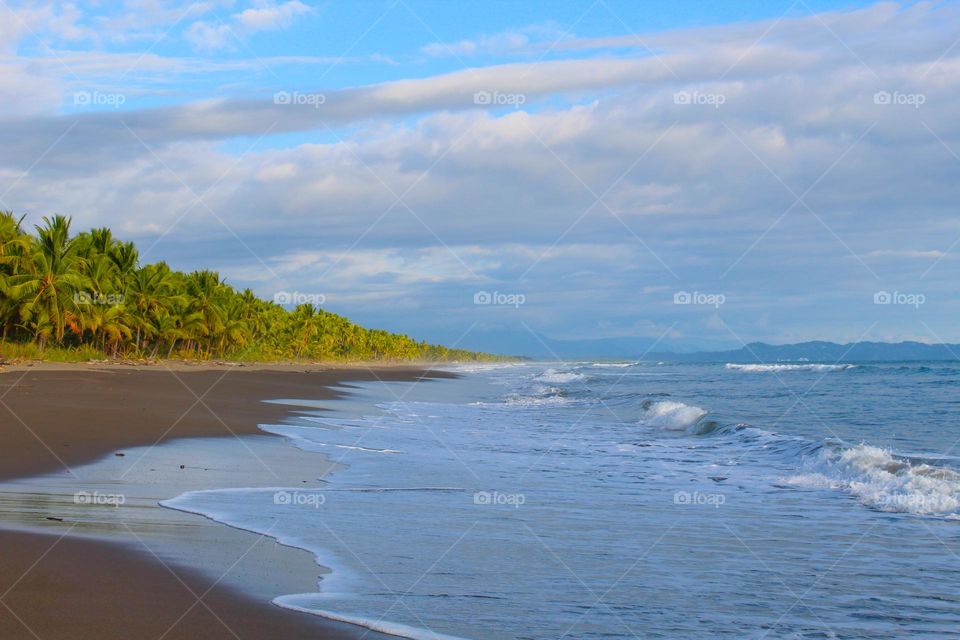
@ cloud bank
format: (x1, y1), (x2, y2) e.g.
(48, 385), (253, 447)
(1, 1), (958, 351)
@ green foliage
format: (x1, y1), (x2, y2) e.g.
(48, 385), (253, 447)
(0, 342), (105, 363)
(0, 212), (508, 363)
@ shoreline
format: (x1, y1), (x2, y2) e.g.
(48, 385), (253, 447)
(0, 358), (473, 371)
(0, 364), (454, 481)
(0, 364), (454, 640)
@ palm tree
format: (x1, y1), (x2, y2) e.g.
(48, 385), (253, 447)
(148, 312), (187, 358)
(8, 216), (89, 347)
(289, 303), (320, 358)
(126, 263), (180, 353)
(185, 270), (227, 357)
(110, 241), (139, 283)
(0, 212), (31, 339)
(0, 213), (503, 362)
(218, 297), (251, 354)
(83, 302), (132, 357)
(0, 211), (29, 266)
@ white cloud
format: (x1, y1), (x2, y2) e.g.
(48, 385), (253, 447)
(186, 0), (313, 51)
(236, 1), (311, 31)
(184, 20), (234, 52)
(420, 24), (565, 58)
(1, 1), (959, 345)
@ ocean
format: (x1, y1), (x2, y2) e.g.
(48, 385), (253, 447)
(162, 361), (960, 639)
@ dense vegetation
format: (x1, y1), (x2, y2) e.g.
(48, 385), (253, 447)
(0, 212), (504, 362)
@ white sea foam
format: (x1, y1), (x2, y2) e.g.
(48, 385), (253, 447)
(785, 444), (960, 516)
(260, 424), (401, 453)
(274, 599), (469, 640)
(725, 363), (856, 372)
(534, 368), (584, 384)
(444, 362), (525, 374)
(781, 472), (839, 489)
(501, 383), (570, 406)
(638, 400), (707, 431)
(505, 393), (569, 407)
(299, 416), (389, 430)
(161, 484), (470, 640)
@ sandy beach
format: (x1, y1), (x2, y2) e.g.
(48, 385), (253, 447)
(0, 363), (454, 640)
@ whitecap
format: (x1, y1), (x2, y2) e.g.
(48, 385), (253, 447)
(534, 368), (585, 384)
(725, 363), (856, 372)
(638, 400), (707, 431)
(786, 444), (960, 516)
(505, 394), (569, 407)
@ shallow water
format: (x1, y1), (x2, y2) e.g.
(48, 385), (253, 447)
(163, 361), (960, 639)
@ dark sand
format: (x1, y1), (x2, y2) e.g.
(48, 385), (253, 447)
(0, 364), (452, 481)
(0, 529), (366, 640)
(0, 363), (454, 640)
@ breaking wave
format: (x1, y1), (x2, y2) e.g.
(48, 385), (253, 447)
(725, 363), (857, 372)
(587, 362), (636, 368)
(638, 400), (708, 431)
(784, 444), (960, 517)
(505, 385), (570, 406)
(534, 368), (585, 384)
(632, 397), (960, 518)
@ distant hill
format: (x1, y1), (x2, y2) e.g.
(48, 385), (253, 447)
(647, 341), (960, 363)
(458, 330), (696, 361)
(456, 330), (960, 363)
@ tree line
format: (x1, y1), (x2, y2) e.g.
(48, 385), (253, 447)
(0, 213), (505, 362)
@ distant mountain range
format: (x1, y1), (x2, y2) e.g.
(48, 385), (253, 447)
(648, 341), (960, 363)
(455, 330), (960, 363)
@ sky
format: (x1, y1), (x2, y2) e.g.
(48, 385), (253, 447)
(1, 0), (958, 356)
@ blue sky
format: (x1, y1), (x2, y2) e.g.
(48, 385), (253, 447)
(2, 0), (958, 356)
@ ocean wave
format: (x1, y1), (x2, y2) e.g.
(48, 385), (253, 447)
(785, 444), (960, 516)
(534, 368), (584, 384)
(491, 382), (570, 407)
(671, 413), (960, 518)
(587, 362), (636, 368)
(638, 400), (708, 431)
(445, 362), (526, 373)
(725, 363), (856, 372)
(505, 393), (569, 407)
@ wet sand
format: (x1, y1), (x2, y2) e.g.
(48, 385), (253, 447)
(0, 363), (454, 640)
(0, 363), (452, 481)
